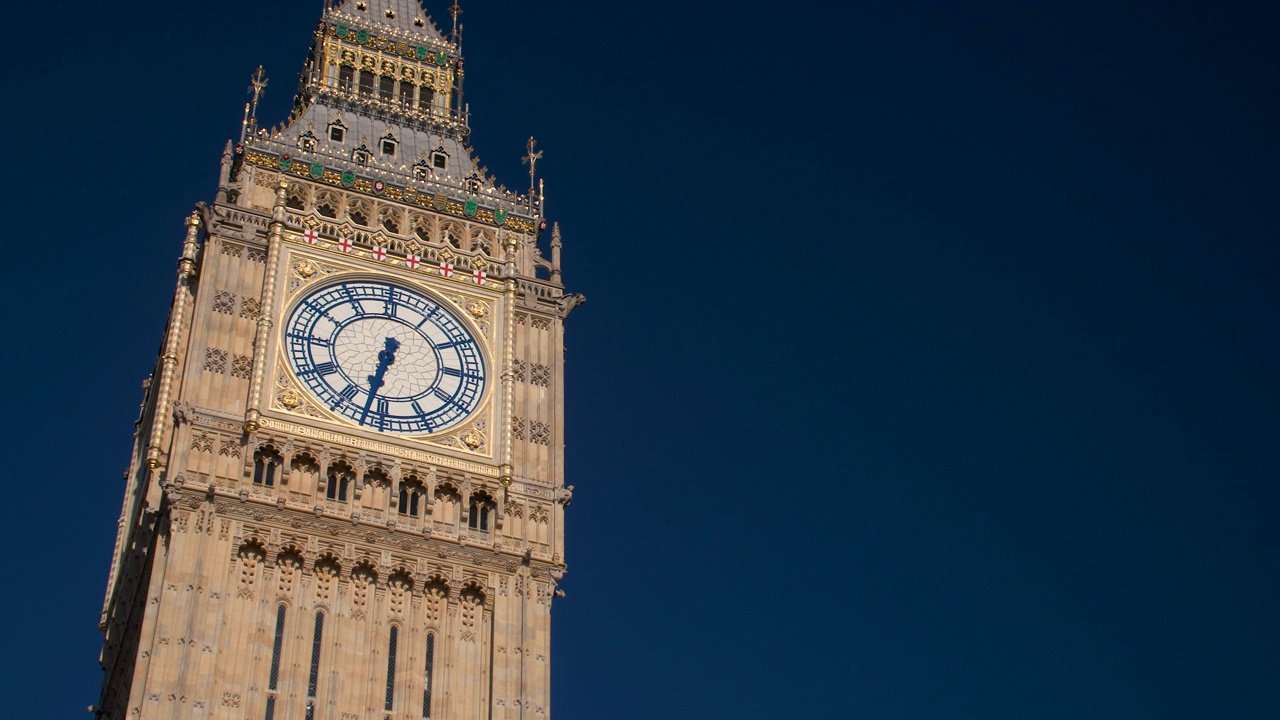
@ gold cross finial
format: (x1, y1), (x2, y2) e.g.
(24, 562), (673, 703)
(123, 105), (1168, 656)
(522, 137), (544, 194)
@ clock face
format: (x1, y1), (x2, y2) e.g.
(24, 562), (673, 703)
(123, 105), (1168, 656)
(284, 279), (487, 434)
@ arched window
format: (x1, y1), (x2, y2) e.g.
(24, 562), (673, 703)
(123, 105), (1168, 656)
(326, 463), (352, 502)
(419, 86), (435, 111)
(358, 69), (375, 96)
(379, 75), (395, 101)
(253, 447), (281, 487)
(264, 603), (287, 720)
(338, 65), (354, 92)
(384, 625), (400, 712)
(304, 610), (324, 720)
(469, 493), (494, 532)
(399, 82), (415, 108)
(398, 478), (423, 517)
(422, 632), (435, 718)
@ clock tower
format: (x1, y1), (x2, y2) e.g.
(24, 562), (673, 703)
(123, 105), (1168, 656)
(95, 3), (583, 719)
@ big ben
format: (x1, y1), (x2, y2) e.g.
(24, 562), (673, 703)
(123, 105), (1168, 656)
(95, 2), (582, 719)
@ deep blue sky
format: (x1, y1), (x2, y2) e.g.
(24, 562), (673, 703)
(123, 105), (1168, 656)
(2, 1), (1277, 717)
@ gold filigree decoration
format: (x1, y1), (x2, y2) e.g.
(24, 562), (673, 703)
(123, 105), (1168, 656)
(466, 300), (487, 319)
(280, 389), (302, 410)
(461, 430), (483, 450)
(295, 260), (317, 278)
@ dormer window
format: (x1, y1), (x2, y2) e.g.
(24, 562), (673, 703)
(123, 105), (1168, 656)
(297, 131), (317, 153)
(328, 119), (346, 143)
(353, 145), (372, 166)
(431, 150), (448, 170)
(380, 133), (397, 157)
(413, 161), (429, 182)
(465, 174), (481, 195)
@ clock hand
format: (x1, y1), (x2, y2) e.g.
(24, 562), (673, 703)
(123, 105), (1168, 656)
(358, 337), (401, 426)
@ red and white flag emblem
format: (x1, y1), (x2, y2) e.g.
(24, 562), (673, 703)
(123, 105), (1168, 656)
(473, 269), (487, 285)
(372, 246), (388, 261)
(405, 254), (421, 269)
(338, 237), (354, 253)
(439, 261), (454, 277)
(302, 229), (320, 245)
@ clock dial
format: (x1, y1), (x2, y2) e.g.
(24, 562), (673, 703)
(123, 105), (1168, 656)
(285, 280), (486, 434)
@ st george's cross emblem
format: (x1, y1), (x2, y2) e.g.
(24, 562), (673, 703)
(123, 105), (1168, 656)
(302, 229), (320, 245)
(337, 237), (354, 253)
(473, 269), (487, 285)
(405, 254), (421, 269)
(439, 261), (454, 277)
(371, 246), (388, 261)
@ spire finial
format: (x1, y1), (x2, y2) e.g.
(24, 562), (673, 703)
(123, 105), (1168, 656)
(449, 2), (463, 43)
(522, 137), (544, 196)
(247, 66), (268, 135)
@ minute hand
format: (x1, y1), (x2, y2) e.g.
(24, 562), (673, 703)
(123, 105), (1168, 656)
(358, 337), (401, 426)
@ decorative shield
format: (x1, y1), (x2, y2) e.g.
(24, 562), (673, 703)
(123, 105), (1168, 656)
(538, 219), (548, 232)
(416, 46), (428, 60)
(493, 208), (508, 226)
(309, 162), (324, 179)
(341, 170), (356, 187)
(403, 187), (417, 203)
(356, 29), (369, 44)
(372, 180), (386, 194)
(464, 200), (478, 217)
(435, 51), (448, 66)
(433, 193), (447, 210)
(278, 154), (292, 171)
(336, 24), (348, 38)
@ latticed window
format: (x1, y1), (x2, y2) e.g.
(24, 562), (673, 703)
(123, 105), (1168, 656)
(530, 363), (552, 387)
(511, 416), (525, 440)
(239, 297), (262, 320)
(384, 626), (399, 712)
(212, 290), (236, 315)
(423, 633), (435, 718)
(513, 359), (527, 383)
(530, 421), (551, 446)
(203, 347), (227, 374)
(231, 354), (253, 379)
(264, 604), (286, 720)
(305, 611), (324, 720)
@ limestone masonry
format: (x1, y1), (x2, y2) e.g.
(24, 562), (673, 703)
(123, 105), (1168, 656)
(95, 3), (583, 719)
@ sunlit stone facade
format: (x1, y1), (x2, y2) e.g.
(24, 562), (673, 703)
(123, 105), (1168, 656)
(96, 3), (582, 719)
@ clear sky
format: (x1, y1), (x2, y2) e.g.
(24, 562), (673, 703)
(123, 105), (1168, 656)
(2, 1), (1277, 717)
